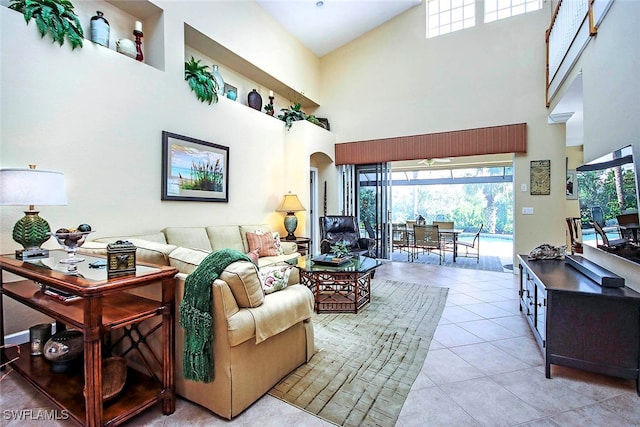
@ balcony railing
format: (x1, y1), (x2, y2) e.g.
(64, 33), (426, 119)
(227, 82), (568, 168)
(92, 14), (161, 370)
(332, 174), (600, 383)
(545, 0), (614, 107)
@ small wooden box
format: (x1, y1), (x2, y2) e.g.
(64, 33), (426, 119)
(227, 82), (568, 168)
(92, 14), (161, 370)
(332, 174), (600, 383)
(107, 240), (137, 279)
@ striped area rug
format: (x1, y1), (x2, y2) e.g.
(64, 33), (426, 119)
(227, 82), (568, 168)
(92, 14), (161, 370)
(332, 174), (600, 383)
(269, 279), (448, 426)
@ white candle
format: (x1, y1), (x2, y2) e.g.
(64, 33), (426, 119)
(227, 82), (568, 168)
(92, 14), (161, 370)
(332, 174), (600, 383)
(134, 21), (142, 32)
(269, 90), (274, 97)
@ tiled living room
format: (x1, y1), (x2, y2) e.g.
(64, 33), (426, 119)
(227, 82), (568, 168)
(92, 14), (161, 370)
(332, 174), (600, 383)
(1, 0), (640, 426)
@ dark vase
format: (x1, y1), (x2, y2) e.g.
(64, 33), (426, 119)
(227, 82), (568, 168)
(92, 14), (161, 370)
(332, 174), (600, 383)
(248, 89), (262, 111)
(90, 11), (110, 48)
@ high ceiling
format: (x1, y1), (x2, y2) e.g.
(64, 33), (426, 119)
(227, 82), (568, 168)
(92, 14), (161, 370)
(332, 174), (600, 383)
(256, 0), (422, 57)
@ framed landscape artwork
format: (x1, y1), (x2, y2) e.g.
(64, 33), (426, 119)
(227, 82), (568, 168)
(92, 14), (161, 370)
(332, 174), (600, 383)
(161, 131), (229, 202)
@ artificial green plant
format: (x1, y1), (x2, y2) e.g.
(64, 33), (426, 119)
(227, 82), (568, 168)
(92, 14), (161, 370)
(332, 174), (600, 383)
(330, 241), (351, 258)
(184, 57), (220, 105)
(9, 0), (84, 49)
(278, 102), (325, 130)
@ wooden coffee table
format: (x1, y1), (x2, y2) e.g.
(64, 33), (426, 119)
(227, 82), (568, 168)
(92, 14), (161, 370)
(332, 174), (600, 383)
(296, 255), (383, 313)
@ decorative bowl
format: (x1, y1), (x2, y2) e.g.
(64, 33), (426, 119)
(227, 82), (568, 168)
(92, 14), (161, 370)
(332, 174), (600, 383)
(49, 230), (93, 270)
(101, 356), (127, 401)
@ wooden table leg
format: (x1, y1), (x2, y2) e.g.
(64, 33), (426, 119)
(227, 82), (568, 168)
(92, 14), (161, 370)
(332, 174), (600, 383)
(162, 278), (176, 414)
(83, 296), (103, 427)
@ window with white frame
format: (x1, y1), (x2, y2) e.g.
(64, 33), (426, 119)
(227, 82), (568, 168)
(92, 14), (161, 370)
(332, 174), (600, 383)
(484, 0), (542, 23)
(427, 0), (476, 38)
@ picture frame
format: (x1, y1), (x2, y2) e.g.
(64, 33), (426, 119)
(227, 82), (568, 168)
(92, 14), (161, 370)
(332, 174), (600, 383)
(162, 131), (229, 202)
(566, 169), (578, 199)
(530, 160), (551, 196)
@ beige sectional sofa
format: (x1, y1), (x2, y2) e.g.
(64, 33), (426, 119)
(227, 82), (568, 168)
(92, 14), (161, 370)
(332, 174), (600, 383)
(81, 224), (314, 419)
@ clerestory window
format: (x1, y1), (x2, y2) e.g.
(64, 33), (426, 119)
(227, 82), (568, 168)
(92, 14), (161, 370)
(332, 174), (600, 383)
(427, 0), (476, 38)
(484, 0), (542, 23)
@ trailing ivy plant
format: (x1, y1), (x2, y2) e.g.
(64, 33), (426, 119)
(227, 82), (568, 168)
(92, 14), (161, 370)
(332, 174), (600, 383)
(9, 0), (84, 50)
(278, 102), (326, 130)
(184, 57), (219, 105)
(278, 103), (307, 130)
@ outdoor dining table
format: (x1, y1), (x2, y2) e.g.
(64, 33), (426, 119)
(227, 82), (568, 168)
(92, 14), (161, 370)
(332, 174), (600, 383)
(619, 223), (640, 242)
(399, 226), (464, 262)
(438, 228), (463, 262)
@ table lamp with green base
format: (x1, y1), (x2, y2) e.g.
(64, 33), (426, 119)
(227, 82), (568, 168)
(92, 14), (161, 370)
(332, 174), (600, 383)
(0, 165), (67, 259)
(276, 192), (306, 241)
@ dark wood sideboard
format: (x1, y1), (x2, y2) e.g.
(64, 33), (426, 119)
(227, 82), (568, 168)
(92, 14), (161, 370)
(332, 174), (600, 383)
(518, 255), (640, 395)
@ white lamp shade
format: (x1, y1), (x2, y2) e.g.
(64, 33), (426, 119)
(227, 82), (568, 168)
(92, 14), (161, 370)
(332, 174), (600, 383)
(0, 168), (67, 206)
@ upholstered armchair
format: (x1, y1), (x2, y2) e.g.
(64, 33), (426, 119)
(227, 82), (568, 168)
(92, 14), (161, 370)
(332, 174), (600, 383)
(319, 216), (376, 257)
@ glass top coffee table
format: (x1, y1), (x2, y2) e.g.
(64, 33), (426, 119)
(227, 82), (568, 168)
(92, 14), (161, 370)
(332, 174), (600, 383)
(295, 255), (383, 313)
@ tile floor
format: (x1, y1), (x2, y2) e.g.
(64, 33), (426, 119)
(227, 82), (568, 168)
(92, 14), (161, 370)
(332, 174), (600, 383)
(2, 261), (639, 426)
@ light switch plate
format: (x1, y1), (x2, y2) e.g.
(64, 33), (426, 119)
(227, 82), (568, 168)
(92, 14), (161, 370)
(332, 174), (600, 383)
(521, 183), (527, 191)
(522, 207), (534, 215)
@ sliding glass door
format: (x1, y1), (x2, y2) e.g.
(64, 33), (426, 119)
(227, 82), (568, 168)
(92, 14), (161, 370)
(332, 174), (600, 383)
(356, 163), (391, 259)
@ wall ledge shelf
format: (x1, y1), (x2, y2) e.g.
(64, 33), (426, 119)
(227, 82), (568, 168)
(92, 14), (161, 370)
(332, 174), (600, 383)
(184, 24), (319, 109)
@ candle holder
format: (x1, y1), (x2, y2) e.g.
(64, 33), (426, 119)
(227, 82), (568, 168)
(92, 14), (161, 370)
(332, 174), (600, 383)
(133, 30), (143, 62)
(267, 96), (275, 116)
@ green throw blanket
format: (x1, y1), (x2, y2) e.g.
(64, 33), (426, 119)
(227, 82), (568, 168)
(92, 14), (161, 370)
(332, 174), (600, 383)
(179, 248), (251, 383)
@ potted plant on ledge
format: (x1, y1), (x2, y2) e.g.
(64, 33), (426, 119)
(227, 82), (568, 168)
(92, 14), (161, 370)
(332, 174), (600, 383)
(9, 0), (84, 49)
(184, 57), (220, 105)
(278, 103), (326, 131)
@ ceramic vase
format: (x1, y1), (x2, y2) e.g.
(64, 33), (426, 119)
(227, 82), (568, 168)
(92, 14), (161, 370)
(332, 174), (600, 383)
(116, 39), (136, 58)
(90, 11), (110, 48)
(211, 65), (225, 98)
(248, 89), (262, 111)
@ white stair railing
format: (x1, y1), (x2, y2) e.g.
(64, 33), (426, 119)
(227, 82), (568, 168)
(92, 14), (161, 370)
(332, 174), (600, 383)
(545, 0), (614, 107)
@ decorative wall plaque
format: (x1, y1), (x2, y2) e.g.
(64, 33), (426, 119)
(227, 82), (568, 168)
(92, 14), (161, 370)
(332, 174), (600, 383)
(530, 160), (551, 195)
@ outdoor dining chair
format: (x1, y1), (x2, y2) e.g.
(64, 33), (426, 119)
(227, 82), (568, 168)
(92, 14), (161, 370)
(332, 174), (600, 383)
(392, 223), (412, 261)
(412, 224), (443, 264)
(456, 224), (483, 263)
(590, 220), (629, 248)
(433, 221), (455, 251)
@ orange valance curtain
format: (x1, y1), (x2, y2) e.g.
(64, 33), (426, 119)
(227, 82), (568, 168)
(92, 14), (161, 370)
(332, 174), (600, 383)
(335, 123), (527, 165)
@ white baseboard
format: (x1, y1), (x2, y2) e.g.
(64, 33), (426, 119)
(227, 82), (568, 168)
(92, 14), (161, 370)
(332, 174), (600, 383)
(3, 322), (57, 346)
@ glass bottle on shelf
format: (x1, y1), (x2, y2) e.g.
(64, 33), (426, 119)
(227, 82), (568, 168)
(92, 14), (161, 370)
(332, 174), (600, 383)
(90, 11), (110, 48)
(211, 65), (225, 99)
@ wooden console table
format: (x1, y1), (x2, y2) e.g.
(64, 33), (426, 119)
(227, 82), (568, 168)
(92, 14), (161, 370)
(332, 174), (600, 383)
(518, 255), (640, 395)
(0, 251), (177, 426)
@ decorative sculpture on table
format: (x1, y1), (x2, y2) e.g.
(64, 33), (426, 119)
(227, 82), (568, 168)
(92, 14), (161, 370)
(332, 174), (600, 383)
(528, 243), (566, 260)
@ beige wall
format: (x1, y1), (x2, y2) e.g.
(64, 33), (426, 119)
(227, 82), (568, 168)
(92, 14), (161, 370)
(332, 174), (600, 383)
(319, 1), (566, 260)
(0, 2), (330, 333)
(0, 3), (328, 255)
(575, 0), (639, 164)
(549, 0), (640, 272)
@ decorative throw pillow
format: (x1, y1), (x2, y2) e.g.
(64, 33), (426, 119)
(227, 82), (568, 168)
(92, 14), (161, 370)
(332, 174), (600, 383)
(258, 265), (292, 294)
(254, 230), (284, 256)
(246, 248), (260, 265)
(272, 232), (284, 255)
(246, 232), (278, 257)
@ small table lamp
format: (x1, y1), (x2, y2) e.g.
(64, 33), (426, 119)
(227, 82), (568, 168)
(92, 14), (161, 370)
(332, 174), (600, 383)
(0, 166), (67, 259)
(276, 192), (306, 240)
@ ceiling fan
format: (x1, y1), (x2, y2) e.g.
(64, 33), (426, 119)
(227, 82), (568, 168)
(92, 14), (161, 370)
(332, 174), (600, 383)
(417, 158), (451, 166)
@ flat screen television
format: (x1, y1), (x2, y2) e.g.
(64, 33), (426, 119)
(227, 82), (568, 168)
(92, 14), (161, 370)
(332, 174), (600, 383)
(577, 145), (640, 263)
